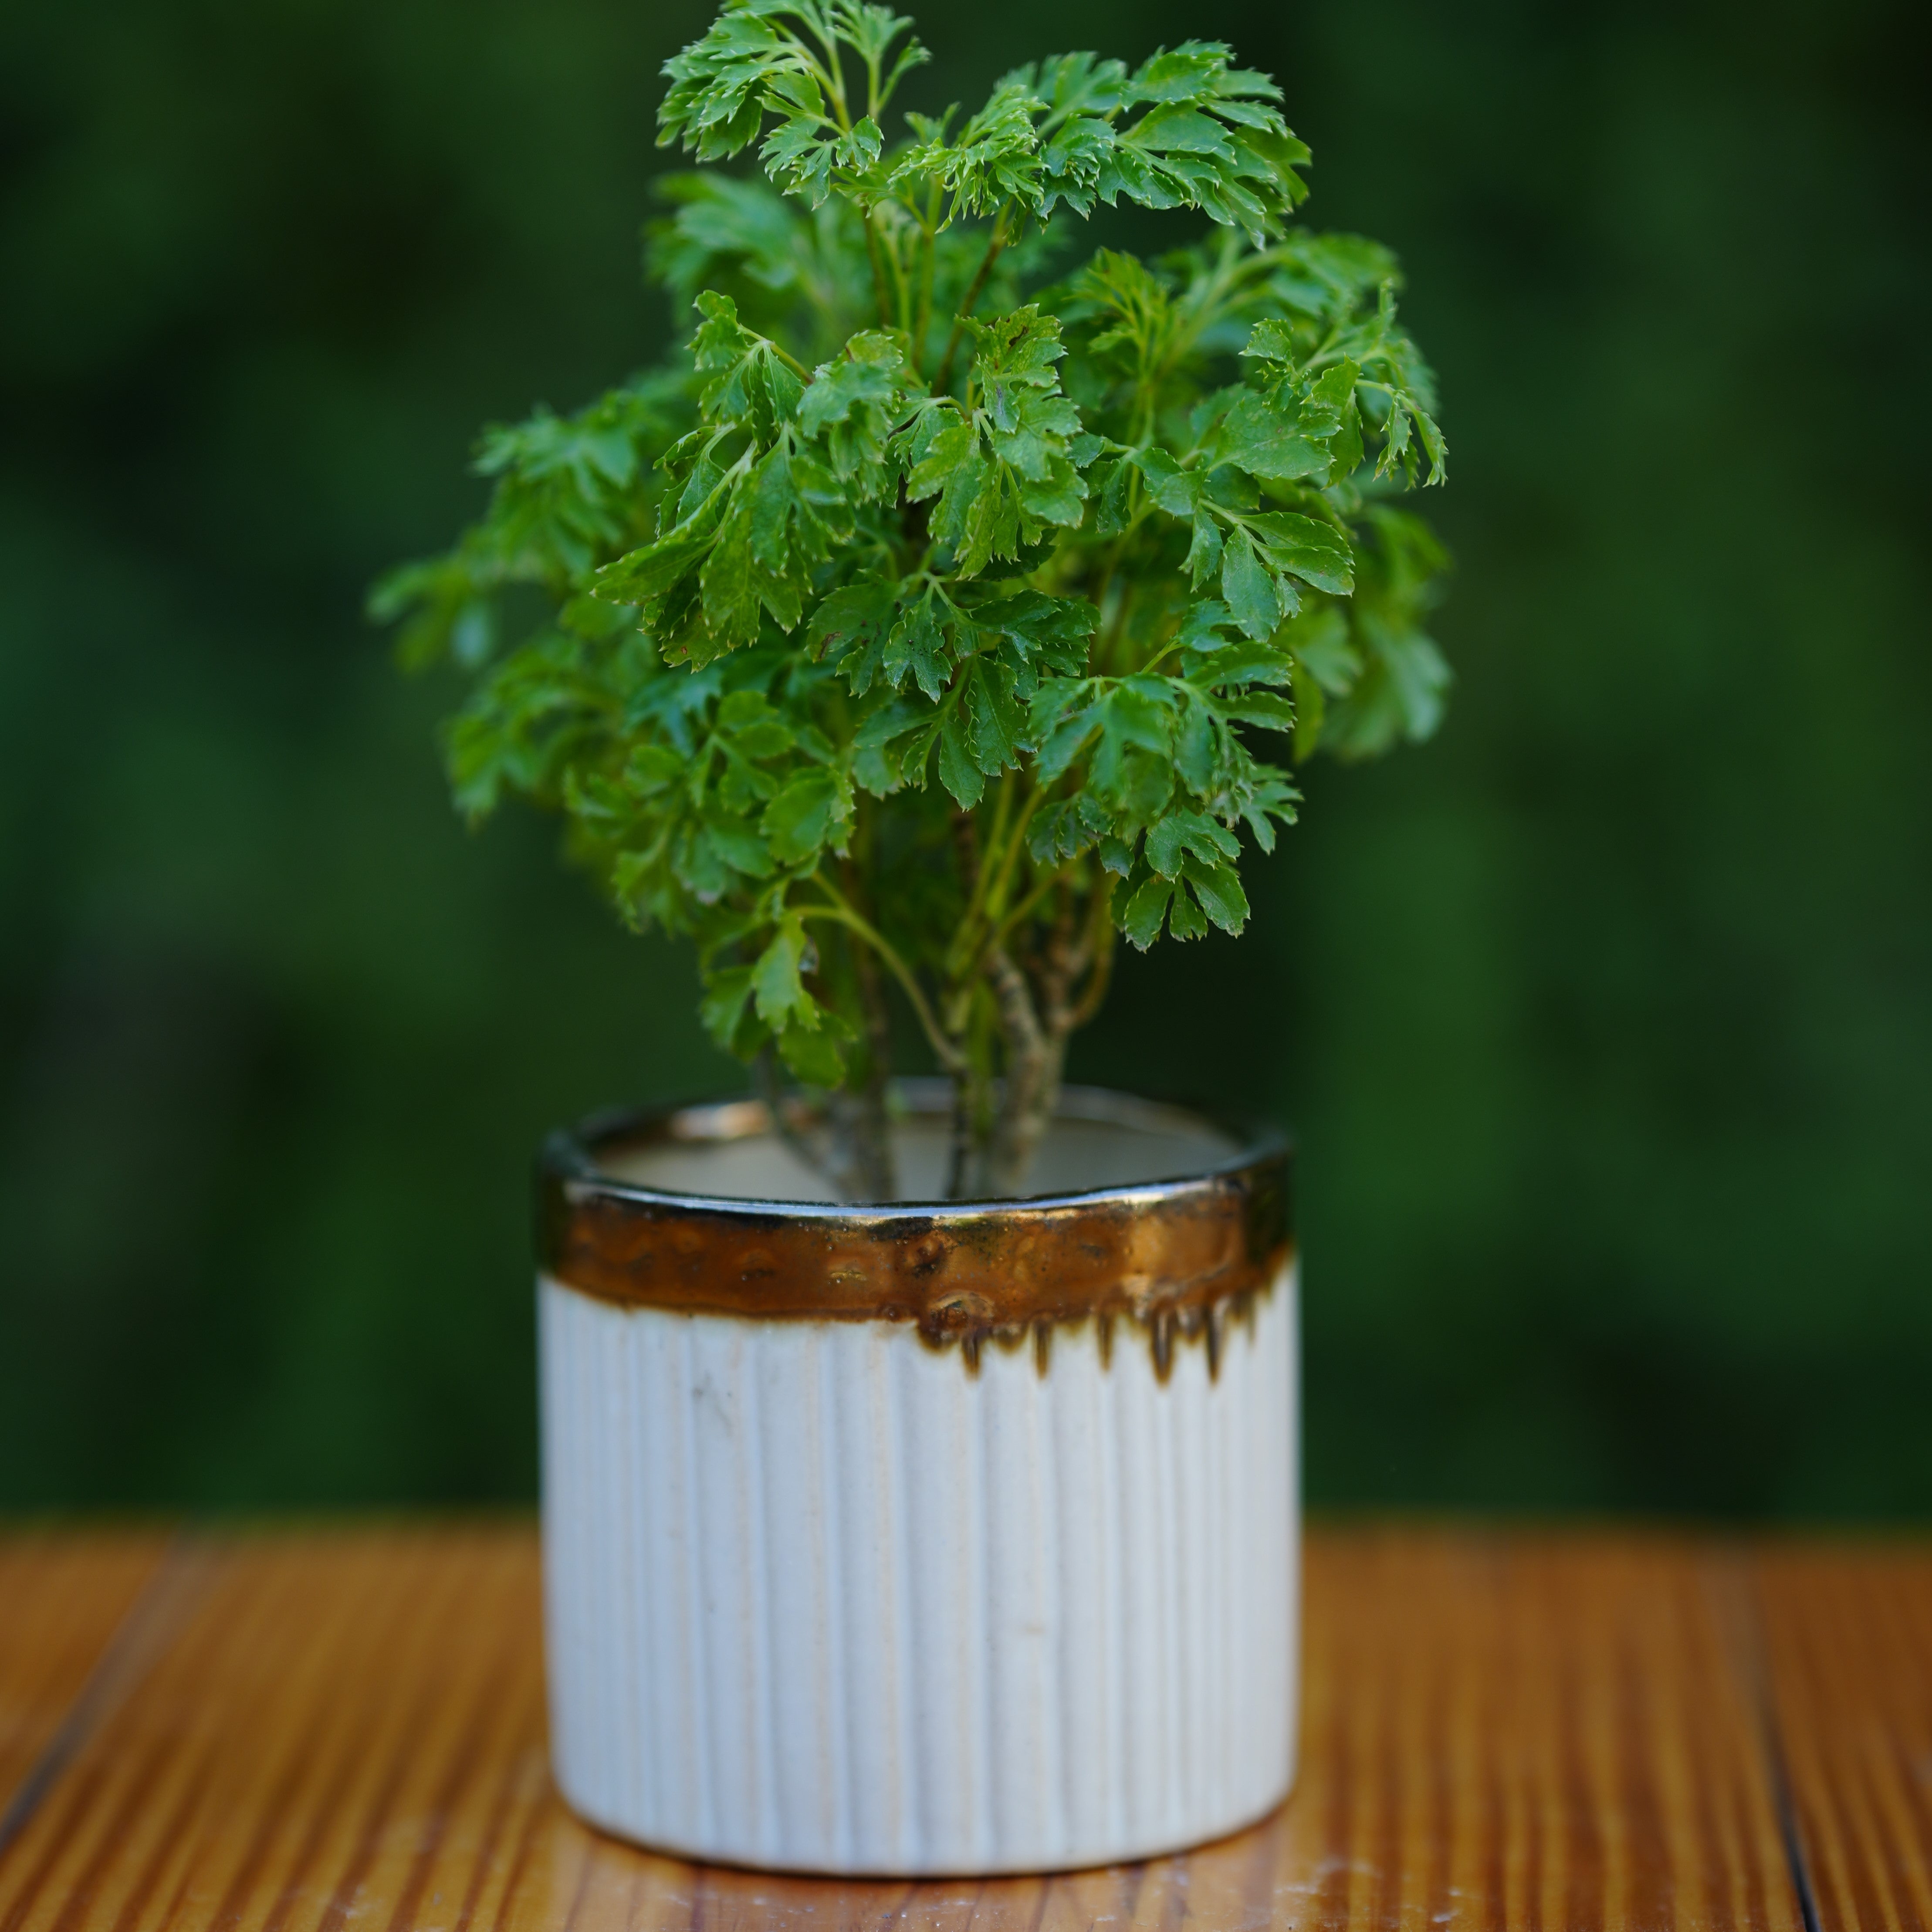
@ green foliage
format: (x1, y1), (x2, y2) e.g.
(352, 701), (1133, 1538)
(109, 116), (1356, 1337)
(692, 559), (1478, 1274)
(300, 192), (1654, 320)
(376, 0), (1449, 1195)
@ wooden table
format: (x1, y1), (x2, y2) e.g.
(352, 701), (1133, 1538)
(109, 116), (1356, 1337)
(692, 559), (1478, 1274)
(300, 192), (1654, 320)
(0, 1526), (1926, 1932)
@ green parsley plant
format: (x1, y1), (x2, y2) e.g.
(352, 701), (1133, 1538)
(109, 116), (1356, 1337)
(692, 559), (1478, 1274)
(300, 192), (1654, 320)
(373, 0), (1450, 1201)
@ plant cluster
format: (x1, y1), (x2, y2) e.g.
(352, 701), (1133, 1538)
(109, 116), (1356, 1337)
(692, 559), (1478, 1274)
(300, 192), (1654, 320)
(374, 0), (1449, 1201)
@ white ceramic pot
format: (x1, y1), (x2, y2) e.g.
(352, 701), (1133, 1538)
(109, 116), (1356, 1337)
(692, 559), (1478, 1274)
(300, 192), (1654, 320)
(538, 1087), (1298, 1875)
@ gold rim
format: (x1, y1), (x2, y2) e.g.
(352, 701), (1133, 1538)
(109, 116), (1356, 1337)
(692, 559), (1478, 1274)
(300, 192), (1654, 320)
(537, 1083), (1292, 1364)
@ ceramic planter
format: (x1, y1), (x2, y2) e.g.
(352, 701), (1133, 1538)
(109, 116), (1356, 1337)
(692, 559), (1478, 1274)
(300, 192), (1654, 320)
(537, 1084), (1298, 1875)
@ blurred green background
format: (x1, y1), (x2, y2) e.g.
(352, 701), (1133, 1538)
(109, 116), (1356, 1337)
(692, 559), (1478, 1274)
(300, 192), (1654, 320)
(2, 0), (1926, 1517)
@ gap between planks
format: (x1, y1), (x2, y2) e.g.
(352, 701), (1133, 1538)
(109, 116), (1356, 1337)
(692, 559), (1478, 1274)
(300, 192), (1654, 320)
(0, 1534), (213, 1862)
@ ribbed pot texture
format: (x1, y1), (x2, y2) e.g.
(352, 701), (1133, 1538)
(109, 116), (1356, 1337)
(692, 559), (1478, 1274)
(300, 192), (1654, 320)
(536, 1092), (1299, 1874)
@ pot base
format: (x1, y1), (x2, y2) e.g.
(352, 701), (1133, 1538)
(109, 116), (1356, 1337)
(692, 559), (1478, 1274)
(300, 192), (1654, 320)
(559, 1788), (1295, 1880)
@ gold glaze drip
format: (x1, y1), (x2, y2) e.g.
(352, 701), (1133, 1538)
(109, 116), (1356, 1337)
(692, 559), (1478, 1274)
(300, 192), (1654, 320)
(913, 1287), (1276, 1383)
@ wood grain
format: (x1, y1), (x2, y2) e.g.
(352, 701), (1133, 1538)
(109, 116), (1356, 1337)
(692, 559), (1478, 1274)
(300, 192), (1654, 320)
(1754, 1541), (1932, 1932)
(0, 1530), (172, 1814)
(0, 1526), (1815, 1931)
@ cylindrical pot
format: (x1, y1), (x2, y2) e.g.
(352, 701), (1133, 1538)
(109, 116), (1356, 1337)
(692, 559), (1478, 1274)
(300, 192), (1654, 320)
(536, 1083), (1298, 1875)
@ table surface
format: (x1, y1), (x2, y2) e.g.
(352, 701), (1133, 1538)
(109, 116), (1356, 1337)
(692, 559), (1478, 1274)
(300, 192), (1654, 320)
(0, 1526), (1926, 1932)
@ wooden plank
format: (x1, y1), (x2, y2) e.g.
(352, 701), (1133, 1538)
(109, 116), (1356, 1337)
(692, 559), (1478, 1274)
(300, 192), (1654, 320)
(0, 1526), (1806, 1932)
(1274, 1529), (1802, 1932)
(0, 1530), (173, 1814)
(1754, 1541), (1932, 1932)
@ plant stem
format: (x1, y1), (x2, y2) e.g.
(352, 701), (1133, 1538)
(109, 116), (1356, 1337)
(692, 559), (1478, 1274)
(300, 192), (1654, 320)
(985, 946), (1063, 1196)
(945, 1064), (979, 1201)
(946, 775), (1044, 989)
(933, 208), (1009, 396)
(886, 223), (913, 335)
(801, 894), (961, 1075)
(958, 774), (1013, 937)
(944, 981), (998, 1199)
(950, 805), (982, 935)
(1066, 884), (1118, 1028)
(861, 215), (893, 330)
(980, 782), (1043, 923)
(911, 206), (938, 379)
(754, 1048), (835, 1184)
(841, 859), (899, 1201)
(798, 17), (851, 129)
(1100, 575), (1137, 673)
(986, 870), (1058, 953)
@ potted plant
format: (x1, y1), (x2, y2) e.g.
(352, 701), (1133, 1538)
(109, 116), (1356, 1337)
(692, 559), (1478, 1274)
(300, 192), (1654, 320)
(376, 0), (1447, 1876)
